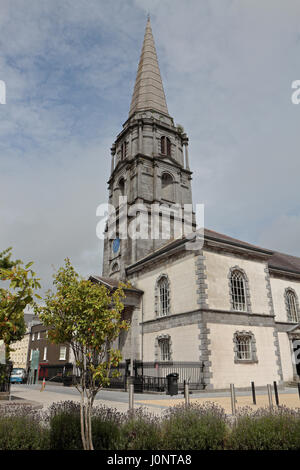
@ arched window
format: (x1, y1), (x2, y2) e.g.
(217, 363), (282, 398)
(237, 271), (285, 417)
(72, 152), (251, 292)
(111, 262), (119, 273)
(121, 141), (127, 160)
(161, 136), (171, 157)
(155, 275), (170, 317)
(285, 289), (300, 323)
(118, 177), (125, 196)
(161, 172), (174, 201)
(230, 269), (247, 312)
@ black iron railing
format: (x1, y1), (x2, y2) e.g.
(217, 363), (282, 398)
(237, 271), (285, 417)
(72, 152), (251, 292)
(106, 361), (205, 392)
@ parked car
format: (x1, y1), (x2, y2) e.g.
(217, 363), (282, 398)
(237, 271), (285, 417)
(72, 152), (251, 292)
(10, 368), (27, 384)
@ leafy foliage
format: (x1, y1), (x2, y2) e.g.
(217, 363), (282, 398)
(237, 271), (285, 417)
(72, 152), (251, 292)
(228, 406), (300, 450)
(161, 402), (229, 450)
(121, 408), (162, 450)
(36, 259), (129, 450)
(0, 249), (40, 359)
(0, 405), (49, 450)
(2, 401), (300, 450)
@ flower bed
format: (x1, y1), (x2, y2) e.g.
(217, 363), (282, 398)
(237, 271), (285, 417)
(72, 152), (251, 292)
(0, 401), (300, 450)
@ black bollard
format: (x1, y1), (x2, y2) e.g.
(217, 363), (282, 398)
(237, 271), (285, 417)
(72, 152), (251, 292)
(273, 381), (279, 406)
(298, 383), (300, 399)
(251, 381), (256, 405)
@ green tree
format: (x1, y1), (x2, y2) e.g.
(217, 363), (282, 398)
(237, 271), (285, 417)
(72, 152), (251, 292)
(0, 249), (41, 361)
(36, 258), (129, 450)
(0, 247), (21, 269)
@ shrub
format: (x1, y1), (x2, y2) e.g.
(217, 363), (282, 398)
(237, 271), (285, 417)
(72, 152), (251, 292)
(121, 408), (162, 450)
(48, 401), (124, 450)
(0, 405), (49, 450)
(92, 404), (124, 450)
(161, 402), (228, 450)
(228, 406), (300, 450)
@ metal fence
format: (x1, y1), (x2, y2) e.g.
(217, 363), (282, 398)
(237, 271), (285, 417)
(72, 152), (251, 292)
(107, 361), (205, 392)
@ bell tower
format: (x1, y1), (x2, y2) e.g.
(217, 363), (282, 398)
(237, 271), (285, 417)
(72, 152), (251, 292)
(102, 18), (195, 279)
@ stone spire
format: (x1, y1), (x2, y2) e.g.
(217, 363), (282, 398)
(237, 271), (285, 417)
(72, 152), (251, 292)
(129, 17), (169, 117)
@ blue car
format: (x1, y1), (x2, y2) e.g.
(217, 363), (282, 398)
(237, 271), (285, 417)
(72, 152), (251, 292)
(10, 368), (27, 384)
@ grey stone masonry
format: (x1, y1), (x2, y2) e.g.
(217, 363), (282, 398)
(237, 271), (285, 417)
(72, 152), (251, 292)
(198, 316), (213, 389)
(264, 264), (275, 316)
(273, 329), (284, 383)
(195, 251), (209, 309)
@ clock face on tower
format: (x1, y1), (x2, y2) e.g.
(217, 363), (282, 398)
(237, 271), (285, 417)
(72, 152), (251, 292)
(112, 237), (120, 253)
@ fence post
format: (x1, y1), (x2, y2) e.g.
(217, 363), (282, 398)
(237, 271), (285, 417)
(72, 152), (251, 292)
(251, 381), (256, 405)
(273, 381), (279, 406)
(184, 382), (190, 407)
(129, 377), (134, 413)
(267, 384), (273, 410)
(230, 383), (236, 415)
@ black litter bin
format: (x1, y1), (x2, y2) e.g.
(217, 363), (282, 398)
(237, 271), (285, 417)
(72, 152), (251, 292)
(166, 373), (179, 396)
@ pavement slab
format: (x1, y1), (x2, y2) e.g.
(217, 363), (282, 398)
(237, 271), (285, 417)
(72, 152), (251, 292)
(10, 384), (300, 416)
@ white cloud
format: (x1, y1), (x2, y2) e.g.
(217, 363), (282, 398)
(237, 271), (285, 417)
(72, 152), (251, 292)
(0, 0), (300, 293)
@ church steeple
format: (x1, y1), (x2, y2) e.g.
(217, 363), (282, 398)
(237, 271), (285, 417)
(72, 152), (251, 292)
(129, 17), (169, 117)
(102, 18), (195, 279)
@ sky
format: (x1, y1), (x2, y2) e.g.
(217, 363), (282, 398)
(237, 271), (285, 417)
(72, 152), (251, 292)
(0, 0), (300, 293)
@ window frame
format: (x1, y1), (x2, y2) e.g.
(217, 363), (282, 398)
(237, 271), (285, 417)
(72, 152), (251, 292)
(233, 331), (258, 364)
(59, 346), (67, 361)
(228, 266), (251, 313)
(155, 334), (173, 362)
(285, 288), (300, 323)
(158, 337), (171, 361)
(161, 136), (171, 157)
(155, 274), (171, 317)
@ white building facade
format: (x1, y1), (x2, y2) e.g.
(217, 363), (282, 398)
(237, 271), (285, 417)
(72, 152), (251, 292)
(94, 19), (300, 390)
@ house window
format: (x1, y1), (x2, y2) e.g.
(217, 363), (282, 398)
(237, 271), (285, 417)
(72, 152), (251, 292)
(59, 346), (67, 361)
(285, 289), (300, 323)
(30, 349), (33, 361)
(236, 335), (251, 360)
(37, 332), (40, 340)
(43, 347), (47, 361)
(158, 276), (170, 316)
(161, 136), (171, 156)
(158, 337), (171, 361)
(233, 331), (258, 363)
(32, 333), (35, 341)
(230, 270), (247, 312)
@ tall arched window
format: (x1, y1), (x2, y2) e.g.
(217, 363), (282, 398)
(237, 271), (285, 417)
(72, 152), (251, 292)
(156, 275), (170, 317)
(161, 136), (171, 157)
(118, 177), (125, 196)
(121, 141), (127, 160)
(230, 269), (247, 312)
(161, 172), (174, 201)
(285, 289), (300, 323)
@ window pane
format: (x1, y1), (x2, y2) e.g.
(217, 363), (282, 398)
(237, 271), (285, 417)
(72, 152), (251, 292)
(231, 271), (246, 311)
(287, 291), (299, 323)
(159, 278), (169, 316)
(236, 335), (251, 360)
(59, 346), (66, 360)
(159, 338), (170, 361)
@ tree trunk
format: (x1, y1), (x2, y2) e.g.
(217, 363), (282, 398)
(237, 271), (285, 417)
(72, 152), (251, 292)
(80, 391), (87, 450)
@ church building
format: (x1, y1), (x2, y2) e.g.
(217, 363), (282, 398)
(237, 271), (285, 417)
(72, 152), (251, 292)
(91, 18), (300, 390)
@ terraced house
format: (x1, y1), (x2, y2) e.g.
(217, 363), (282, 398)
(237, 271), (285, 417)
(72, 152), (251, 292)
(92, 18), (300, 390)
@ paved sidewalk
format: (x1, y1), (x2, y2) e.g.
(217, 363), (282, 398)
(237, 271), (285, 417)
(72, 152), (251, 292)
(10, 384), (300, 416)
